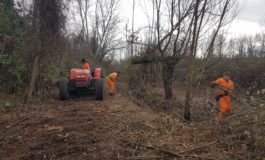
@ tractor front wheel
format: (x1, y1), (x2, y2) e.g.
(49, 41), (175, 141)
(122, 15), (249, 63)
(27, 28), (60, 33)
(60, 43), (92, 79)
(95, 79), (104, 100)
(58, 79), (71, 100)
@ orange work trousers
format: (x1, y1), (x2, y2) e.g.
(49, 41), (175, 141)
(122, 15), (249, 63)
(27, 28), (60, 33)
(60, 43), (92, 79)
(106, 77), (116, 94)
(218, 96), (231, 113)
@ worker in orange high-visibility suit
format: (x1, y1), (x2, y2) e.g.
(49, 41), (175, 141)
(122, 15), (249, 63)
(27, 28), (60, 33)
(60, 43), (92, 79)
(81, 58), (90, 69)
(210, 71), (234, 123)
(106, 71), (120, 95)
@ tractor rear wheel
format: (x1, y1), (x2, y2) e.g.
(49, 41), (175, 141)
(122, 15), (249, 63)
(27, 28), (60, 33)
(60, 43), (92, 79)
(95, 79), (104, 100)
(58, 79), (71, 100)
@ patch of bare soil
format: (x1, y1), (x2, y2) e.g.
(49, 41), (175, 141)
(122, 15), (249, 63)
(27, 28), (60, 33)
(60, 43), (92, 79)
(1, 92), (264, 160)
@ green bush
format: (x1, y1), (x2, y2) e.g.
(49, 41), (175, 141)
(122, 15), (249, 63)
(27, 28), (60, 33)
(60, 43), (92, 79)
(0, 2), (27, 93)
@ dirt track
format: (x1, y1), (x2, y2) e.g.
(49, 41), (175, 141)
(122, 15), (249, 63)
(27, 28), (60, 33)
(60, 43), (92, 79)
(1, 94), (176, 160)
(1, 93), (253, 160)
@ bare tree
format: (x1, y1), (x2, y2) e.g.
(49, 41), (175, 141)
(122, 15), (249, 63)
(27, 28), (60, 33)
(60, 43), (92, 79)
(26, 0), (65, 102)
(25, 0), (40, 102)
(260, 34), (265, 57)
(133, 0), (237, 101)
(184, 0), (200, 121)
(216, 31), (226, 57)
(247, 36), (256, 57)
(75, 0), (121, 64)
(183, 0), (237, 121)
(77, 0), (91, 40)
(227, 38), (236, 57)
(237, 36), (247, 58)
(93, 0), (121, 64)
(149, 0), (234, 101)
(152, 0), (194, 99)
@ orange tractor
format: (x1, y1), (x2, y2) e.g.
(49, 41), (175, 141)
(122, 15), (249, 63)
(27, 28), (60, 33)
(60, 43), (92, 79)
(58, 68), (104, 100)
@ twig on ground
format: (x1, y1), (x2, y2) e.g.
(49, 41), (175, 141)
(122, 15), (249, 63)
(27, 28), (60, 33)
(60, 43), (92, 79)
(6, 118), (28, 129)
(183, 154), (216, 160)
(132, 137), (140, 157)
(176, 141), (217, 155)
(127, 155), (168, 160)
(117, 134), (217, 158)
(231, 119), (265, 128)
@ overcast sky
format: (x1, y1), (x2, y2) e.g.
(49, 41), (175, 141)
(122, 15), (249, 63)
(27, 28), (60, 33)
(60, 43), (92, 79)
(229, 0), (265, 36)
(121, 0), (265, 37)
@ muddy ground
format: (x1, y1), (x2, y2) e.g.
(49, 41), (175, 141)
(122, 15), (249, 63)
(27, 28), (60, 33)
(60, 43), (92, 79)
(0, 93), (261, 160)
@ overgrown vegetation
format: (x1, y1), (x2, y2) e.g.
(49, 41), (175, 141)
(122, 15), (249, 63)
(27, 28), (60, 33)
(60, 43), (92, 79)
(0, 0), (121, 100)
(0, 0), (27, 93)
(1, 0), (265, 159)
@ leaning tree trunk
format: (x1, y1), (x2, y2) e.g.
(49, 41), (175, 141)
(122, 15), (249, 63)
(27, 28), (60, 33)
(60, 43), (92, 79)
(162, 59), (176, 100)
(25, 54), (39, 103)
(184, 0), (200, 121)
(184, 58), (194, 121)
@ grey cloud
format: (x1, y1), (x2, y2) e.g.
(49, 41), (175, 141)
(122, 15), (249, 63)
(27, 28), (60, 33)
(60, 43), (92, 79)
(237, 0), (265, 23)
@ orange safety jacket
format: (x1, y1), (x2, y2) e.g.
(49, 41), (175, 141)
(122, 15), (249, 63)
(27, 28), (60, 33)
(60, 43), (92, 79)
(214, 77), (234, 113)
(106, 72), (118, 93)
(214, 77), (234, 96)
